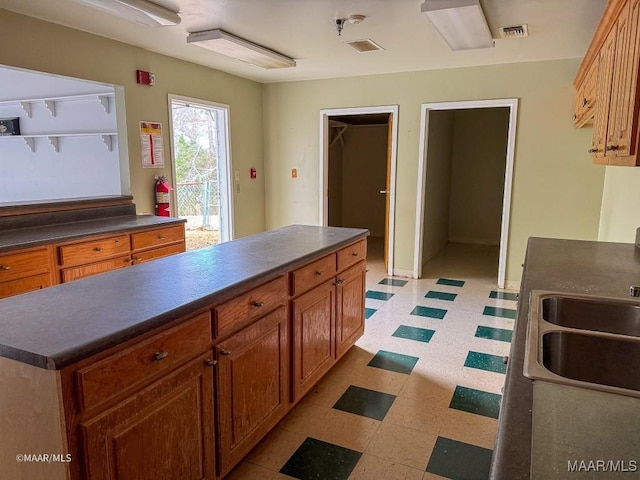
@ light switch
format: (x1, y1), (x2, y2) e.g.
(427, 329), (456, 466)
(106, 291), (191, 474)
(234, 170), (240, 182)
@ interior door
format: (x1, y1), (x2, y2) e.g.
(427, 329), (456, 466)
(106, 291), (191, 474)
(384, 115), (392, 271)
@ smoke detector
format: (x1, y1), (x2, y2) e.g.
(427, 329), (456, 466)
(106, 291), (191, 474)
(498, 24), (529, 39)
(348, 14), (366, 24)
(345, 39), (384, 53)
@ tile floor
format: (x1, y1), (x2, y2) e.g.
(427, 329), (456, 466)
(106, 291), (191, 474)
(226, 241), (517, 480)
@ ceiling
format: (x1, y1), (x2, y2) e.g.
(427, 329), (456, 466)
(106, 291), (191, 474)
(0, 0), (607, 84)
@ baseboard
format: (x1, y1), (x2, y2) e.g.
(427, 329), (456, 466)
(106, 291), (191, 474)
(392, 268), (415, 278)
(505, 280), (521, 291)
(448, 237), (500, 246)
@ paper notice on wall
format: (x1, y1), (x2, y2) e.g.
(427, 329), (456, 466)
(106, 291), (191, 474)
(140, 121), (164, 168)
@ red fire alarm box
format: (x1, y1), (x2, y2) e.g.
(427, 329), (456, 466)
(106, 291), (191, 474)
(250, 168), (257, 179)
(136, 70), (155, 86)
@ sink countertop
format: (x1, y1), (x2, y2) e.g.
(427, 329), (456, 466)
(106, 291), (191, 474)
(490, 237), (640, 480)
(0, 225), (368, 370)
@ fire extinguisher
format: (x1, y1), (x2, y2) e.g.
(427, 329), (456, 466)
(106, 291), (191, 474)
(154, 175), (172, 217)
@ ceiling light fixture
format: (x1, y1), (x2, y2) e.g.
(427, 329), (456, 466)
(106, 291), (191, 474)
(73, 0), (181, 27)
(421, 0), (494, 50)
(187, 29), (296, 69)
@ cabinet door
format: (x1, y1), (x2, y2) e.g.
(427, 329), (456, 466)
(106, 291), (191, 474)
(593, 27), (617, 161)
(216, 307), (289, 477)
(61, 256), (131, 282)
(291, 280), (336, 403)
(336, 261), (366, 359)
(80, 353), (216, 480)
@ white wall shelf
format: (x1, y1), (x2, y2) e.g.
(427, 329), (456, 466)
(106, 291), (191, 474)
(0, 133), (117, 152)
(0, 92), (114, 118)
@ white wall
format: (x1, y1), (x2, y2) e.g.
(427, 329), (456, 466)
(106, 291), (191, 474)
(341, 125), (387, 237)
(448, 108), (509, 245)
(0, 66), (120, 203)
(598, 166), (640, 242)
(422, 110), (454, 264)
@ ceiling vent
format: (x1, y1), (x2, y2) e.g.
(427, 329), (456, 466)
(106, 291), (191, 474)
(498, 24), (529, 39)
(345, 39), (384, 53)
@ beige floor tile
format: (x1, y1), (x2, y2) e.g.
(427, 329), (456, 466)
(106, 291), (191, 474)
(224, 460), (277, 480)
(277, 400), (330, 435)
(349, 453), (425, 480)
(301, 376), (350, 408)
(245, 427), (306, 471)
(328, 361), (410, 396)
(438, 409), (498, 450)
(423, 472), (451, 480)
(365, 422), (438, 470)
(383, 396), (447, 434)
(398, 373), (455, 404)
(313, 408), (382, 451)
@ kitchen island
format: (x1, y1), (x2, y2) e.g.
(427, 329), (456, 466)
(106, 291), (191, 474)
(0, 225), (368, 479)
(491, 237), (640, 479)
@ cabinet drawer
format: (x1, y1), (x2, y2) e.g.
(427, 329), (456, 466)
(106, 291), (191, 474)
(131, 224), (185, 251)
(0, 273), (52, 299)
(59, 234), (130, 266)
(290, 254), (337, 296)
(61, 256), (131, 283)
(215, 276), (287, 338)
(75, 312), (212, 412)
(132, 243), (185, 264)
(0, 248), (50, 282)
(337, 239), (367, 272)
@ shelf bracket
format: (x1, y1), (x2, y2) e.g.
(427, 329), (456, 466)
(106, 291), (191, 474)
(23, 137), (35, 152)
(47, 136), (59, 152)
(44, 100), (57, 117)
(101, 135), (113, 152)
(98, 95), (110, 114)
(19, 102), (32, 118)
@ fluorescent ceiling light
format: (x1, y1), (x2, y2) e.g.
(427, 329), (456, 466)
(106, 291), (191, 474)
(74, 0), (181, 27)
(421, 0), (494, 50)
(187, 29), (296, 69)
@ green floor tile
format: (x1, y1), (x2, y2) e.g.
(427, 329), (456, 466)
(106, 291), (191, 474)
(489, 291), (518, 301)
(333, 385), (396, 421)
(436, 278), (465, 287)
(280, 437), (361, 480)
(449, 385), (501, 419)
(483, 305), (517, 319)
(425, 290), (457, 301)
(464, 351), (507, 374)
(475, 326), (513, 343)
(365, 308), (377, 319)
(410, 305), (447, 319)
(426, 436), (492, 479)
(392, 325), (435, 343)
(378, 278), (409, 287)
(366, 290), (395, 301)
(367, 350), (419, 375)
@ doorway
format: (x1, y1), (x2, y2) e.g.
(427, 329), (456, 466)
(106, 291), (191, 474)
(414, 99), (518, 288)
(168, 95), (234, 250)
(320, 106), (398, 275)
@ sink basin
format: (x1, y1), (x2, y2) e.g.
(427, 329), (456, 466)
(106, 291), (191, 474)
(542, 295), (640, 337)
(542, 331), (640, 392)
(525, 290), (640, 397)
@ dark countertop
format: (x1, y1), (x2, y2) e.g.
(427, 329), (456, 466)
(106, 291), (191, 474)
(0, 215), (185, 253)
(0, 225), (368, 370)
(490, 237), (640, 480)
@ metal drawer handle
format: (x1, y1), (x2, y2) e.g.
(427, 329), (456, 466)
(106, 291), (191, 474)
(315, 271), (323, 276)
(158, 235), (165, 240)
(253, 301), (265, 307)
(588, 148), (599, 154)
(220, 349), (231, 356)
(204, 359), (217, 367)
(94, 247), (104, 252)
(605, 145), (620, 151)
(153, 351), (169, 361)
(0, 265), (10, 270)
(351, 252), (359, 257)
(335, 278), (345, 286)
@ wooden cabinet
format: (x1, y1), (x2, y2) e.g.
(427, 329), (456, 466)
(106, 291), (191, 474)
(336, 261), (366, 359)
(215, 306), (289, 477)
(80, 353), (216, 480)
(0, 246), (53, 299)
(573, 59), (598, 128)
(576, 0), (640, 165)
(131, 224), (186, 265)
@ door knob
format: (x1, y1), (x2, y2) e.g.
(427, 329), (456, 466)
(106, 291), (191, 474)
(379, 190), (389, 194)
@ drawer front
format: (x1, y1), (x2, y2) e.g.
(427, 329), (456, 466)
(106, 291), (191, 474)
(337, 239), (367, 272)
(0, 273), (52, 299)
(76, 312), (212, 412)
(0, 248), (50, 282)
(59, 235), (130, 266)
(290, 254), (337, 297)
(215, 276), (287, 338)
(131, 224), (185, 251)
(132, 243), (185, 264)
(61, 256), (131, 283)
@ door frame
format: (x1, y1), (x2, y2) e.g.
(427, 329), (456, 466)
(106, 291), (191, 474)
(413, 98), (518, 288)
(167, 93), (235, 242)
(319, 105), (399, 276)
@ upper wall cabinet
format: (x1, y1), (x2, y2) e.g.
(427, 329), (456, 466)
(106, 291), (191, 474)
(575, 0), (640, 166)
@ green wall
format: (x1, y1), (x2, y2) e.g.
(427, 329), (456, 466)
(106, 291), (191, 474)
(263, 59), (606, 285)
(598, 167), (640, 242)
(0, 9), (265, 238)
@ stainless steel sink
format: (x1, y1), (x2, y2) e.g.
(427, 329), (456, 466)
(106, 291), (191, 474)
(542, 295), (640, 337)
(525, 291), (640, 397)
